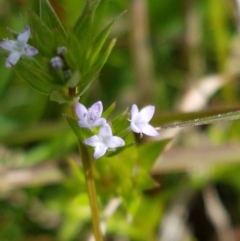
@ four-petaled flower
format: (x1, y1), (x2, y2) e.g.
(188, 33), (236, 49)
(75, 101), (106, 129)
(0, 26), (38, 68)
(84, 124), (125, 159)
(130, 104), (159, 137)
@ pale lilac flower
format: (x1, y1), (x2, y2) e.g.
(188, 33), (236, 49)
(84, 124), (125, 159)
(75, 101), (106, 129)
(50, 56), (64, 70)
(130, 104), (159, 137)
(0, 26), (38, 68)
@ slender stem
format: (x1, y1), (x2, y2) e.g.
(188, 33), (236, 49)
(79, 141), (103, 241)
(68, 87), (103, 241)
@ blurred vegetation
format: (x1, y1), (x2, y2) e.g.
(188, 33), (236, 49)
(1, 0), (240, 241)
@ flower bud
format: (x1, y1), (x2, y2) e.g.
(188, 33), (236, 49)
(57, 46), (67, 55)
(50, 56), (64, 70)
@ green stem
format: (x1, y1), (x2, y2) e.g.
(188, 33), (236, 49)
(68, 87), (103, 241)
(79, 142), (103, 241)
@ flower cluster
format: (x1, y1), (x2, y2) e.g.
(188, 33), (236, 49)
(0, 26), (38, 68)
(0, 27), (159, 160)
(75, 101), (159, 159)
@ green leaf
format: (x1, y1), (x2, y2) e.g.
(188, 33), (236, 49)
(64, 32), (84, 70)
(133, 167), (158, 191)
(92, 38), (116, 73)
(50, 90), (79, 104)
(28, 11), (55, 56)
(66, 71), (81, 88)
(14, 60), (57, 95)
(88, 22), (115, 66)
(106, 143), (135, 157)
(63, 114), (92, 141)
(77, 71), (98, 95)
(39, 0), (66, 37)
(89, 11), (126, 66)
(102, 102), (116, 119)
(138, 139), (171, 170)
(112, 108), (129, 135)
(73, 0), (101, 40)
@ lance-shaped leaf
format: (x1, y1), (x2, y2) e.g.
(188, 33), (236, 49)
(91, 38), (116, 73)
(133, 167), (159, 191)
(39, 0), (66, 37)
(138, 139), (171, 170)
(88, 21), (115, 66)
(102, 102), (116, 119)
(66, 71), (81, 88)
(28, 11), (55, 56)
(88, 11), (126, 66)
(73, 0), (101, 41)
(63, 114), (92, 142)
(106, 143), (135, 157)
(14, 60), (57, 94)
(111, 108), (129, 136)
(64, 32), (84, 70)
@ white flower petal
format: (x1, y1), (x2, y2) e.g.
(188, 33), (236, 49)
(131, 104), (139, 122)
(94, 144), (107, 159)
(92, 117), (106, 127)
(78, 120), (90, 129)
(23, 45), (38, 56)
(130, 121), (140, 133)
(90, 101), (103, 118)
(17, 26), (30, 45)
(139, 105), (155, 123)
(75, 103), (88, 119)
(99, 124), (112, 138)
(0, 40), (16, 52)
(106, 136), (125, 148)
(6, 51), (21, 67)
(84, 135), (101, 147)
(141, 124), (159, 136)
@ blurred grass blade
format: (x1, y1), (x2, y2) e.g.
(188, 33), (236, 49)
(68, 159), (85, 184)
(160, 110), (240, 130)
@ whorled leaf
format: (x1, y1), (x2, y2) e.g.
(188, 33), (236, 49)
(91, 38), (116, 73)
(28, 11), (55, 56)
(88, 11), (127, 67)
(102, 102), (116, 119)
(66, 71), (81, 88)
(14, 60), (57, 95)
(39, 0), (66, 37)
(73, 0), (101, 41)
(111, 108), (130, 137)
